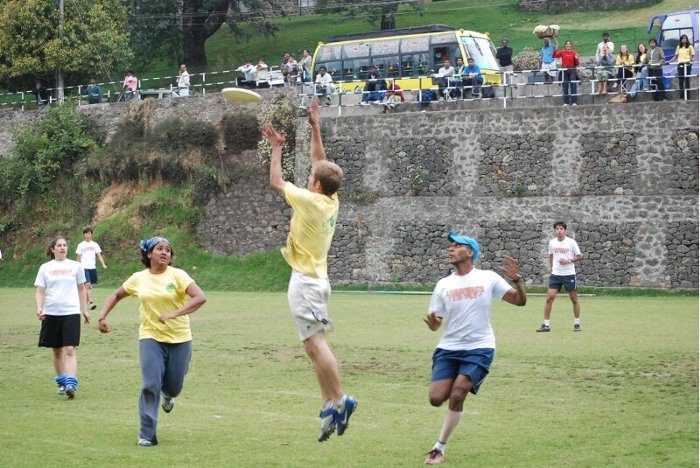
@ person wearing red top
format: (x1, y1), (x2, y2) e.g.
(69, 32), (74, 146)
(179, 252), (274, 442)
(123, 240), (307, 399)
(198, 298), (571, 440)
(553, 40), (580, 106)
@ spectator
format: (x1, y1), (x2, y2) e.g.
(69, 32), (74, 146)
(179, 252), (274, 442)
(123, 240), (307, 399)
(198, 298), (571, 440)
(461, 57), (483, 97)
(647, 38), (667, 101)
(280, 51), (290, 86)
(255, 58), (269, 88)
(299, 49), (313, 83)
(668, 34), (695, 100)
(595, 45), (615, 95)
(615, 44), (635, 90)
(595, 32), (615, 61)
(84, 78), (102, 104)
(235, 59), (257, 89)
(360, 66), (387, 105)
(436, 59), (455, 99)
(314, 66), (335, 105)
(121, 71), (138, 101)
(34, 80), (49, 106)
(177, 64), (190, 96)
(286, 54), (299, 87)
(382, 80), (405, 113)
(627, 43), (650, 99)
(540, 37), (558, 83)
(496, 38), (513, 73)
(553, 39), (580, 106)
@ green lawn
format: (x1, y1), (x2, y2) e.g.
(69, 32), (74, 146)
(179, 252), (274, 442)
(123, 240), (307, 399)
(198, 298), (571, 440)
(0, 289), (697, 466)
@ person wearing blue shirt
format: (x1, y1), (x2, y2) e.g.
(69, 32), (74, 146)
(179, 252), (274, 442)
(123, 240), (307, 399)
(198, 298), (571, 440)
(462, 58), (483, 97)
(540, 37), (558, 83)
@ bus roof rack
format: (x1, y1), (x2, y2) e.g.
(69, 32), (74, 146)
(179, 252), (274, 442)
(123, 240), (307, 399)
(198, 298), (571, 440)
(327, 24), (456, 42)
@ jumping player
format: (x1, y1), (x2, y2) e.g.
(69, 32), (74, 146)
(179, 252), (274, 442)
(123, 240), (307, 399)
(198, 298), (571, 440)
(261, 98), (356, 442)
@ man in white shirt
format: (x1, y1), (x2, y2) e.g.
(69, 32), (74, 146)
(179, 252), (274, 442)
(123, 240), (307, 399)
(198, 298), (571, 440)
(423, 231), (526, 465)
(595, 32), (615, 61)
(177, 64), (190, 96)
(436, 59), (455, 99)
(314, 66), (335, 105)
(255, 58), (269, 88)
(537, 221), (583, 332)
(76, 227), (107, 310)
(236, 59), (257, 88)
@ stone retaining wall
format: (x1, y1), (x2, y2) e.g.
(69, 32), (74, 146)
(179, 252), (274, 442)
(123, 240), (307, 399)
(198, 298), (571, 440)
(202, 102), (698, 288)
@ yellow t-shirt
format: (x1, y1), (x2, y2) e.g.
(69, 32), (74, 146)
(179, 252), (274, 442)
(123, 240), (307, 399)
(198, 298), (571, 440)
(615, 54), (635, 71)
(122, 266), (195, 343)
(282, 182), (339, 279)
(675, 45), (695, 63)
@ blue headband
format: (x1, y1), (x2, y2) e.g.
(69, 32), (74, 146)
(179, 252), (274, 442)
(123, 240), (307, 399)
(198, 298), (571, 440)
(139, 236), (170, 253)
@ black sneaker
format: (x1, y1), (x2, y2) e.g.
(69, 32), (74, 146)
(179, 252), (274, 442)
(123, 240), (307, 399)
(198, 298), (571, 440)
(573, 323), (581, 332)
(536, 324), (551, 332)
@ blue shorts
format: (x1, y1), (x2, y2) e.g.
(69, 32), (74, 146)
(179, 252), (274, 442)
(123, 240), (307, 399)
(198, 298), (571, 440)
(549, 274), (577, 292)
(84, 269), (98, 285)
(431, 347), (494, 395)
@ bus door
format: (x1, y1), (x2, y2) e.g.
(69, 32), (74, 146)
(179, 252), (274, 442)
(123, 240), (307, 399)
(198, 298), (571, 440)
(429, 32), (460, 71)
(648, 10), (699, 75)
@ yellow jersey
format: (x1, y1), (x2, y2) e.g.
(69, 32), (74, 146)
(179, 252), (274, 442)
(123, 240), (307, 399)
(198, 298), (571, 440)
(675, 45), (695, 63)
(282, 182), (339, 279)
(123, 266), (195, 343)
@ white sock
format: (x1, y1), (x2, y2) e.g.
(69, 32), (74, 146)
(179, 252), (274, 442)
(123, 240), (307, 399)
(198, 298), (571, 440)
(334, 395), (346, 410)
(574, 318), (580, 325)
(437, 409), (462, 449)
(434, 440), (446, 453)
(544, 320), (551, 327)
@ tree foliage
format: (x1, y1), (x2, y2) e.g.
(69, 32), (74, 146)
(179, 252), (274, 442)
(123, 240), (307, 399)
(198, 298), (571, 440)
(0, 0), (132, 85)
(315, 0), (423, 30)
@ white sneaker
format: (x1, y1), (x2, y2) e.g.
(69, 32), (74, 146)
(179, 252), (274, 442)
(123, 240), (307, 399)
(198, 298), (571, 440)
(360, 101), (369, 106)
(572, 103), (577, 106)
(318, 402), (337, 442)
(137, 438), (154, 447)
(563, 103), (568, 106)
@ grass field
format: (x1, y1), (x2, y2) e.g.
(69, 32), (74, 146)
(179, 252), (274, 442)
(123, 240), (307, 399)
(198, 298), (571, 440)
(0, 288), (697, 467)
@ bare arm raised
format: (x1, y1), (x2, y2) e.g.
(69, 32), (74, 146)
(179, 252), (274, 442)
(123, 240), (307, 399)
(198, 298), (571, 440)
(307, 98), (326, 163)
(262, 124), (287, 195)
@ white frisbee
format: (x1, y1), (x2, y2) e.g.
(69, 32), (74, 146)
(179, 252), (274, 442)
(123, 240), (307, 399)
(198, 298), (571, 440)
(221, 87), (262, 103)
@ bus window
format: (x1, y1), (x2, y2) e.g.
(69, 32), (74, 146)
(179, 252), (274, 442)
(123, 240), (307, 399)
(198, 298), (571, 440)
(461, 35), (499, 70)
(401, 52), (430, 76)
(432, 45), (459, 69)
(315, 61), (342, 81)
(661, 27), (694, 50)
(400, 36), (429, 53)
(342, 58), (371, 80)
(315, 45), (342, 63)
(373, 56), (400, 78)
(371, 39), (400, 56)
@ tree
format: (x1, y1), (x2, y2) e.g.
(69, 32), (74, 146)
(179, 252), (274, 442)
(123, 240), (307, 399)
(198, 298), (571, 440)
(0, 0), (132, 88)
(315, 0), (424, 31)
(124, 0), (280, 69)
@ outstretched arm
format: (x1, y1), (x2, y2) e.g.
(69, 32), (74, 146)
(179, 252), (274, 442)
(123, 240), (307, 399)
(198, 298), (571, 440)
(262, 124), (287, 195)
(308, 98), (326, 163)
(97, 287), (129, 333)
(499, 255), (527, 306)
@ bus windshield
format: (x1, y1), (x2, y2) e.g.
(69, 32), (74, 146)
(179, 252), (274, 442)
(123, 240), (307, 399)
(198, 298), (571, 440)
(460, 35), (499, 70)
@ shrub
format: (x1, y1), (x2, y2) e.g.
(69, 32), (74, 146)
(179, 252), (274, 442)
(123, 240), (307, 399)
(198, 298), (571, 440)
(512, 47), (541, 71)
(257, 93), (298, 182)
(221, 113), (260, 152)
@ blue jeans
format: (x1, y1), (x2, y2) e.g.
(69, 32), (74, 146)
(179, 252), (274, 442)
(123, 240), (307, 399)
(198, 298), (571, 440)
(562, 71), (577, 104)
(628, 67), (650, 97)
(139, 339), (192, 444)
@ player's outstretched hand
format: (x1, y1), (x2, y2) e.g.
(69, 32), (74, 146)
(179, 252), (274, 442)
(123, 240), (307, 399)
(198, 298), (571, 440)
(499, 255), (520, 281)
(307, 98), (320, 129)
(424, 312), (442, 331)
(261, 124), (286, 147)
(98, 319), (111, 333)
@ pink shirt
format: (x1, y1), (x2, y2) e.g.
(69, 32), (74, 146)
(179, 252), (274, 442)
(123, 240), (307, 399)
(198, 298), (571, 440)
(123, 75), (137, 92)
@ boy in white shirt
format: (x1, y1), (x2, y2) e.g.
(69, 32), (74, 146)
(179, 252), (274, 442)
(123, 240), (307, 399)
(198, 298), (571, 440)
(537, 221), (583, 332)
(76, 227), (107, 310)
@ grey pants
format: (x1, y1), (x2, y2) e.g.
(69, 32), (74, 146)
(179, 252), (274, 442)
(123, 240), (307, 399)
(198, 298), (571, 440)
(139, 338), (192, 444)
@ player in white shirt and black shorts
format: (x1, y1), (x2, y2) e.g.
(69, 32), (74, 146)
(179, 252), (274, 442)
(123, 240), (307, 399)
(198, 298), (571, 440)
(423, 231), (527, 465)
(537, 221), (583, 333)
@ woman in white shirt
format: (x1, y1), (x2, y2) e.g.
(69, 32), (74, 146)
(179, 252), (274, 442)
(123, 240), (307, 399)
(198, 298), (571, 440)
(177, 64), (190, 96)
(35, 236), (89, 399)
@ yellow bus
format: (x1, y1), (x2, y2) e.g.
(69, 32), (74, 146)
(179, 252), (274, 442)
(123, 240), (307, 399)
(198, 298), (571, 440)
(311, 24), (501, 92)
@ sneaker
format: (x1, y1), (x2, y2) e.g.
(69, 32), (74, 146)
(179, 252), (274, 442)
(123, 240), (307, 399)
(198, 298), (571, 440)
(536, 324), (551, 333)
(335, 395), (357, 436)
(360, 101), (369, 106)
(573, 323), (581, 332)
(563, 103), (568, 106)
(65, 385), (76, 399)
(318, 404), (337, 442)
(137, 438), (154, 447)
(572, 103), (578, 106)
(90, 302), (97, 310)
(162, 396), (174, 413)
(57, 385), (66, 395)
(425, 448), (445, 465)
(325, 97), (331, 106)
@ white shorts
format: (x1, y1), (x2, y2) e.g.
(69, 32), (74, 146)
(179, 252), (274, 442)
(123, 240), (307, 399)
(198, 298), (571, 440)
(288, 270), (332, 341)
